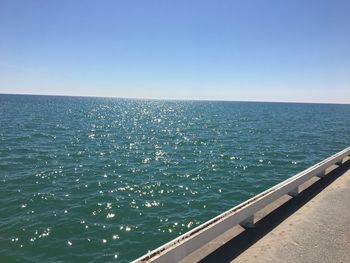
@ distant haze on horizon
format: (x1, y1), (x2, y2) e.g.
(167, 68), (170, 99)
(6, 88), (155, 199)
(0, 0), (349, 104)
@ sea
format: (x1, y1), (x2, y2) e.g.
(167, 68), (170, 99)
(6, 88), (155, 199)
(1, 94), (349, 262)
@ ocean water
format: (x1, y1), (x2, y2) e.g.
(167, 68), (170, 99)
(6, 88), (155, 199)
(0, 94), (349, 262)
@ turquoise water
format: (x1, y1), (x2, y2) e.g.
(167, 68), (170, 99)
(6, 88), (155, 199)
(1, 94), (349, 262)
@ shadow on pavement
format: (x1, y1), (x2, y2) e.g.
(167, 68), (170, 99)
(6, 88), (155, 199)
(200, 159), (350, 263)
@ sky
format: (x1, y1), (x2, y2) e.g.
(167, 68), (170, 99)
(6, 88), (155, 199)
(0, 0), (349, 103)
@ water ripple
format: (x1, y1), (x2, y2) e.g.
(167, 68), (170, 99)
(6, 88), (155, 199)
(1, 95), (350, 262)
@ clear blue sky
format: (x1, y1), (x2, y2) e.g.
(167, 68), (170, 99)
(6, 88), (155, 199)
(0, 0), (349, 103)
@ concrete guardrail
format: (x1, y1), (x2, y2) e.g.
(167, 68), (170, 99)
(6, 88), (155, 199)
(133, 146), (350, 263)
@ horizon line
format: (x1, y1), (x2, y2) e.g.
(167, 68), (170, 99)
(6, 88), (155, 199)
(1, 92), (350, 106)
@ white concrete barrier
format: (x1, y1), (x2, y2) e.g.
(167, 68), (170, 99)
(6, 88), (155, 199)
(133, 146), (350, 263)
